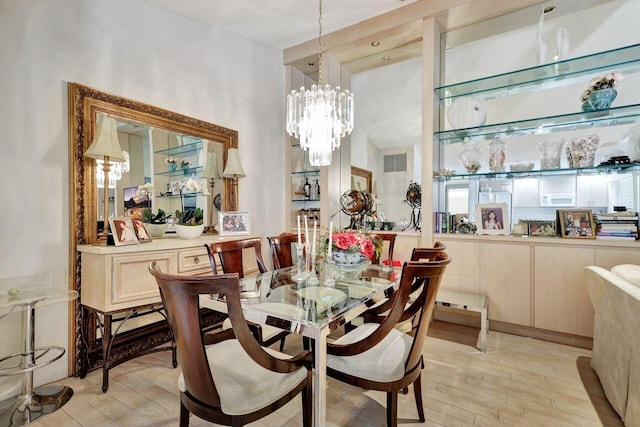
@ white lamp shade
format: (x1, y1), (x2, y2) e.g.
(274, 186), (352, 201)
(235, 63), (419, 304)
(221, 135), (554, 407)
(222, 148), (246, 178)
(201, 152), (221, 179)
(84, 115), (125, 162)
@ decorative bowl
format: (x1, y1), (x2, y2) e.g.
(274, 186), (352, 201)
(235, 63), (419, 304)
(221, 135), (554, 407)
(144, 223), (168, 238)
(174, 224), (205, 239)
(509, 162), (535, 172)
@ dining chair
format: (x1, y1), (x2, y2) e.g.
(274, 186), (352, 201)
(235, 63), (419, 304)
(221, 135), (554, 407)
(326, 256), (450, 427)
(148, 262), (312, 427)
(369, 233), (396, 265)
(363, 243), (448, 335)
(205, 237), (268, 278)
(204, 238), (289, 351)
(267, 232), (305, 270)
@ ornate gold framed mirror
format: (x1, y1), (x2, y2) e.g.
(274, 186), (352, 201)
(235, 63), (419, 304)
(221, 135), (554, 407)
(68, 82), (238, 373)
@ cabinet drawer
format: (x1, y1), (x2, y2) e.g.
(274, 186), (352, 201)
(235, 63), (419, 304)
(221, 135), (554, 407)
(178, 248), (211, 274)
(111, 251), (176, 306)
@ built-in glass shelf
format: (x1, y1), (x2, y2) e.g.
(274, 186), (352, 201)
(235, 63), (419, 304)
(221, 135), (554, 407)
(156, 193), (205, 199)
(155, 166), (203, 177)
(292, 198), (320, 202)
(435, 43), (640, 101)
(435, 104), (640, 144)
(435, 163), (640, 181)
(291, 169), (320, 176)
(154, 141), (203, 157)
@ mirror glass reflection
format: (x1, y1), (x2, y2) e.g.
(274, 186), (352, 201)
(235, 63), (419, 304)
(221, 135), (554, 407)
(95, 115), (224, 233)
(351, 52), (422, 225)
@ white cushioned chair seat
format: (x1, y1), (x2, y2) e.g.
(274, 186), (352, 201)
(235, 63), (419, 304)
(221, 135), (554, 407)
(177, 339), (307, 415)
(611, 264), (640, 287)
(222, 317), (284, 342)
(327, 323), (412, 383)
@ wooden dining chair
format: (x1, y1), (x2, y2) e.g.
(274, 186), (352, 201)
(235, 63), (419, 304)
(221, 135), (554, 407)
(148, 262), (312, 427)
(205, 237), (268, 278)
(326, 256), (450, 427)
(369, 233), (396, 265)
(204, 238), (289, 350)
(267, 232), (305, 270)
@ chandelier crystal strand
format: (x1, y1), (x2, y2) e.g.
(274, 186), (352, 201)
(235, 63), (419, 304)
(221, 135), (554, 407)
(285, 0), (354, 167)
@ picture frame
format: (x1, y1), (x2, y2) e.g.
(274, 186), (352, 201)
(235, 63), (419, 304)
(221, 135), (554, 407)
(132, 219), (152, 243)
(475, 203), (509, 235)
(218, 211), (250, 236)
(557, 209), (596, 239)
(109, 217), (139, 246)
(527, 220), (557, 237)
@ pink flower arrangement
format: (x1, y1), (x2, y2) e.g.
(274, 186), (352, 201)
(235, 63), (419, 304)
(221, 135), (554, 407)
(329, 230), (382, 259)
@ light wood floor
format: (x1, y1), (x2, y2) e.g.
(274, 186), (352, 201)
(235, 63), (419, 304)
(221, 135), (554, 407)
(28, 321), (622, 426)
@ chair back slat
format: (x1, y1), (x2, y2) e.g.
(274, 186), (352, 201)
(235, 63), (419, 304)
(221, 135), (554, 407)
(205, 237), (267, 277)
(267, 233), (304, 269)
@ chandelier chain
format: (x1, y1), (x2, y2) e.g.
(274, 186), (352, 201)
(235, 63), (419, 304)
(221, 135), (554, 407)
(318, 0), (323, 85)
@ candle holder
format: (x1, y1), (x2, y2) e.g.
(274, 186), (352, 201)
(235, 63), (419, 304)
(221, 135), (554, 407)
(323, 260), (335, 287)
(306, 242), (319, 285)
(292, 242), (307, 281)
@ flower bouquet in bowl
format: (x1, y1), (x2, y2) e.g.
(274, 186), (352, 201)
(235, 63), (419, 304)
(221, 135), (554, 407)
(319, 229), (383, 278)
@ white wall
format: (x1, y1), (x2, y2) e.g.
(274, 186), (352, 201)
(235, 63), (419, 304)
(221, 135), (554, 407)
(0, 0), (286, 386)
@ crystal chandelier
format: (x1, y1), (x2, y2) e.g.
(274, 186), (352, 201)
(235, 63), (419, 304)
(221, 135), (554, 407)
(96, 151), (130, 189)
(286, 0), (354, 166)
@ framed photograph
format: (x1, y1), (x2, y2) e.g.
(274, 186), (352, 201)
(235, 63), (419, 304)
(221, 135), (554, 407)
(475, 203), (509, 235)
(557, 209), (596, 239)
(132, 219), (152, 243)
(218, 211), (250, 236)
(527, 220), (556, 237)
(123, 186), (151, 220)
(109, 217), (139, 246)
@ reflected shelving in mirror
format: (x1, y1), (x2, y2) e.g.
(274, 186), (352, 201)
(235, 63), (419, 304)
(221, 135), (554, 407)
(291, 169), (320, 176)
(155, 167), (203, 177)
(435, 104), (640, 144)
(435, 163), (640, 181)
(154, 140), (203, 156)
(292, 198), (320, 202)
(435, 43), (640, 101)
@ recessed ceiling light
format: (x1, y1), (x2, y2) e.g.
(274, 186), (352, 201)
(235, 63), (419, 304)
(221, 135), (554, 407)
(382, 55), (391, 61)
(543, 5), (556, 14)
(370, 41), (380, 47)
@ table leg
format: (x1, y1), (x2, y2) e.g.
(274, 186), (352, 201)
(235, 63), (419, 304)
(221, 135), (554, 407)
(478, 307), (488, 353)
(102, 314), (112, 393)
(312, 328), (330, 427)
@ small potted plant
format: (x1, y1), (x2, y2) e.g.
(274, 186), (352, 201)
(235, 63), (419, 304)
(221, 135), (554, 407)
(180, 159), (191, 172)
(581, 71), (624, 112)
(141, 208), (172, 237)
(165, 156), (179, 172)
(174, 207), (204, 239)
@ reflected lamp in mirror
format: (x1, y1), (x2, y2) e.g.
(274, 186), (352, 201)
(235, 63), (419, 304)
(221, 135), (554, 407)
(201, 152), (221, 233)
(84, 115), (125, 241)
(222, 148), (246, 209)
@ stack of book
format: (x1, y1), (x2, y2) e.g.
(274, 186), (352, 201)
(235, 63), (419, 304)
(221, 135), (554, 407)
(595, 212), (639, 240)
(434, 211), (450, 233)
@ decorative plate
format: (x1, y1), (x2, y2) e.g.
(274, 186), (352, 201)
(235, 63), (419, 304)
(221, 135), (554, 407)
(447, 96), (487, 130)
(296, 287), (347, 307)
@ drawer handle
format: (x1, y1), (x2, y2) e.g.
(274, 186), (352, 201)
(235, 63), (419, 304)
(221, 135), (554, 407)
(193, 256), (199, 264)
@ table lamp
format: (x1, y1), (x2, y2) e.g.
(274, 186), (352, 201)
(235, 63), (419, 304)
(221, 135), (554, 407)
(201, 152), (221, 233)
(222, 148), (246, 210)
(84, 115), (125, 241)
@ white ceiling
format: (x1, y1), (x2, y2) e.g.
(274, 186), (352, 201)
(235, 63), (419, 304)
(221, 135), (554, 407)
(140, 0), (418, 50)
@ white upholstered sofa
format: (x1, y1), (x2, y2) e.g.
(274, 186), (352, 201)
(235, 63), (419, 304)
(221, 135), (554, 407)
(585, 264), (640, 426)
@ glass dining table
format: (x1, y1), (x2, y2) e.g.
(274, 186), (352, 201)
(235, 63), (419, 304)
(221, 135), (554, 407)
(200, 263), (399, 426)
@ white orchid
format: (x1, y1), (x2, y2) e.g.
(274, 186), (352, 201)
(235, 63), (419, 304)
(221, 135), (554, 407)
(136, 183), (154, 197)
(179, 178), (210, 196)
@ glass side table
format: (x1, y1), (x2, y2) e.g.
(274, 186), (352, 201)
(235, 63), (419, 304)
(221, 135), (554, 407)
(0, 272), (78, 427)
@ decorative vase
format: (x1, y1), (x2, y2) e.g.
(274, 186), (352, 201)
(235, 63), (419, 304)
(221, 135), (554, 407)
(488, 137), (506, 172)
(145, 223), (168, 238)
(330, 252), (371, 279)
(174, 224), (205, 239)
(582, 88), (617, 112)
(617, 124), (640, 163)
(568, 135), (600, 168)
(447, 96), (487, 131)
(459, 139), (483, 174)
(537, 138), (565, 170)
(168, 163), (178, 172)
